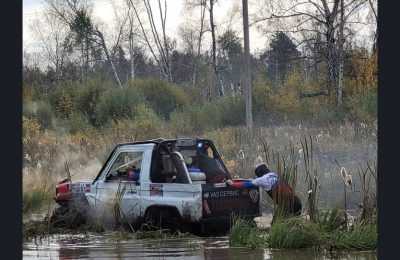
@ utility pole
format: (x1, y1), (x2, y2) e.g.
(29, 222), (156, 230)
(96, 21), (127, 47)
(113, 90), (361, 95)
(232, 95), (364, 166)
(242, 0), (253, 131)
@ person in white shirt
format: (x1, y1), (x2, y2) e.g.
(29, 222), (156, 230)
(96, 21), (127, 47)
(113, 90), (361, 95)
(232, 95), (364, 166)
(226, 162), (302, 217)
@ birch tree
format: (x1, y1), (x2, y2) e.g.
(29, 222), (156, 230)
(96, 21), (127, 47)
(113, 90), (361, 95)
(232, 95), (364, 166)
(182, 0), (207, 85)
(44, 0), (123, 88)
(253, 0), (370, 105)
(30, 11), (72, 83)
(127, 0), (173, 82)
(208, 0), (225, 96)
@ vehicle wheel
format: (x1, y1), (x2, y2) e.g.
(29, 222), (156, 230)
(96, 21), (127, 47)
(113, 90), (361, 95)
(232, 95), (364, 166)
(50, 204), (87, 228)
(143, 207), (162, 231)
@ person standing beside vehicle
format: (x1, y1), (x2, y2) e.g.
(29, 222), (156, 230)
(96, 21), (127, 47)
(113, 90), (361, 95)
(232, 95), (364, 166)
(226, 162), (302, 218)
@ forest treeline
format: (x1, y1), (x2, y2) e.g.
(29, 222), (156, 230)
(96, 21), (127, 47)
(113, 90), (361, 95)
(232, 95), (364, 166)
(23, 0), (377, 140)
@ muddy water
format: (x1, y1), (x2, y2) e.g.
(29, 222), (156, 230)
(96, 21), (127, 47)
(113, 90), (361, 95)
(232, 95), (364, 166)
(23, 233), (376, 260)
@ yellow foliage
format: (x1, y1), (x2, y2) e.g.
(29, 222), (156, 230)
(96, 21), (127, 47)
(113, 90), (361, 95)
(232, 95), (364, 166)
(58, 91), (74, 118)
(253, 79), (300, 117)
(274, 86), (300, 114)
(348, 49), (377, 97)
(23, 116), (58, 167)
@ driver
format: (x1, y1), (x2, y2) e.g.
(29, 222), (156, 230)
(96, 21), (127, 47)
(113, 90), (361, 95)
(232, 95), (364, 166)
(127, 165), (140, 181)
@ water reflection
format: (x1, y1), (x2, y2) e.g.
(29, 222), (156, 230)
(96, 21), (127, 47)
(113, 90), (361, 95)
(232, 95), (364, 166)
(23, 233), (376, 259)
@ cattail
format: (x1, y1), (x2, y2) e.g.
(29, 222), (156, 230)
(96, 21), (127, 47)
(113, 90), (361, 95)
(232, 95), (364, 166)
(238, 150), (245, 160)
(254, 155), (263, 165)
(340, 167), (348, 181)
(345, 174), (352, 186)
(25, 153), (32, 162)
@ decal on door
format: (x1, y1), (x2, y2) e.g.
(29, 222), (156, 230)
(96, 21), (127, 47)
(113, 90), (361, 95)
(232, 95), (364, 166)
(150, 184), (163, 197)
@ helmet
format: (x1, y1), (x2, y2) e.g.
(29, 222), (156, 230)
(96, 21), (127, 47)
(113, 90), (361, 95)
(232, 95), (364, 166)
(255, 163), (270, 177)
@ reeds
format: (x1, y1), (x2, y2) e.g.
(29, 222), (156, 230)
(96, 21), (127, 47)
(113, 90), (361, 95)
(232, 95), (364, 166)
(229, 217), (266, 248)
(327, 218), (377, 250)
(300, 135), (319, 222)
(357, 160), (377, 220)
(266, 218), (322, 249)
(260, 136), (299, 219)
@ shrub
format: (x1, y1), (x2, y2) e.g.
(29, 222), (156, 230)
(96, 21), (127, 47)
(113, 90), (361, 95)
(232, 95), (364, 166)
(169, 97), (245, 135)
(252, 81), (273, 116)
(127, 78), (189, 119)
(214, 97), (246, 126)
(22, 116), (59, 168)
(346, 89), (377, 123)
(73, 79), (109, 126)
(95, 87), (144, 126)
(104, 104), (168, 143)
(36, 101), (54, 130)
(57, 91), (75, 118)
(68, 112), (92, 134)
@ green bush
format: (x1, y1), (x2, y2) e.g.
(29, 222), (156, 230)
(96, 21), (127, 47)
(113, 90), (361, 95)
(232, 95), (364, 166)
(36, 101), (54, 130)
(103, 104), (168, 142)
(95, 87), (144, 126)
(346, 89), (377, 123)
(68, 112), (92, 134)
(127, 78), (189, 119)
(214, 97), (246, 126)
(169, 97), (245, 135)
(73, 78), (109, 126)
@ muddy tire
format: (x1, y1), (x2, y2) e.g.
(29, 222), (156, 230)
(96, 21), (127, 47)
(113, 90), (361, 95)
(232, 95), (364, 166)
(50, 204), (87, 228)
(143, 207), (183, 234)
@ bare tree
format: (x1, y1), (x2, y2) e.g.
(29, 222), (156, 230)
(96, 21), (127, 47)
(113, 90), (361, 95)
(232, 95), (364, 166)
(125, 0), (141, 80)
(127, 0), (173, 82)
(208, 0), (225, 96)
(253, 0), (370, 104)
(368, 0), (377, 52)
(30, 11), (71, 82)
(44, 0), (123, 88)
(182, 0), (208, 85)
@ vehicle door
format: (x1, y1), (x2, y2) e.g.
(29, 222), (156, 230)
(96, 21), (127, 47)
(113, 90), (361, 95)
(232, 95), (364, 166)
(91, 147), (146, 224)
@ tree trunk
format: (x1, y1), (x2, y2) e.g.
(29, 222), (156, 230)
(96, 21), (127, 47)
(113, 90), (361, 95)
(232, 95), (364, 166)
(97, 29), (123, 88)
(209, 0), (224, 96)
(192, 1), (206, 85)
(128, 17), (136, 80)
(337, 0), (344, 106)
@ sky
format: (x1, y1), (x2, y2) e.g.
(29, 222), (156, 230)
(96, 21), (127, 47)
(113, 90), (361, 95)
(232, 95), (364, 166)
(23, 0), (267, 54)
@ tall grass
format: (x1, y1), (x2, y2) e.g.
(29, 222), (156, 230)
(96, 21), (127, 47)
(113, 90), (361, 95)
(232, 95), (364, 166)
(300, 136), (319, 222)
(357, 160), (377, 220)
(327, 218), (377, 250)
(229, 218), (266, 248)
(264, 216), (377, 250)
(260, 137), (299, 219)
(22, 171), (56, 216)
(266, 218), (322, 249)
